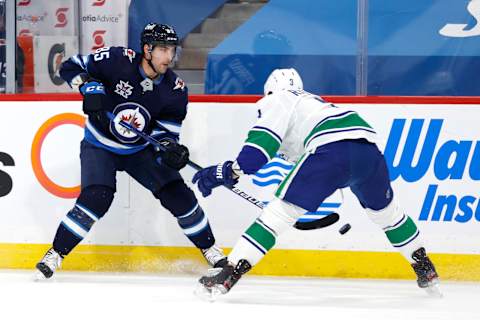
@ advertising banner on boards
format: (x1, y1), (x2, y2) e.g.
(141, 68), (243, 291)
(0, 100), (479, 255)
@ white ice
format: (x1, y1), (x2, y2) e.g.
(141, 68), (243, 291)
(1, 270), (478, 320)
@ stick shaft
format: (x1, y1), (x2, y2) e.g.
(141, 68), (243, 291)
(109, 112), (338, 230)
(108, 112), (265, 210)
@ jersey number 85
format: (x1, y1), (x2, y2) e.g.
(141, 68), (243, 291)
(93, 47), (111, 62)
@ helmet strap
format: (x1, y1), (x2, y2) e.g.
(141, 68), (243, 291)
(145, 45), (160, 77)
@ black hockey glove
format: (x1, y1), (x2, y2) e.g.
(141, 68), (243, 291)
(155, 138), (190, 170)
(79, 79), (105, 116)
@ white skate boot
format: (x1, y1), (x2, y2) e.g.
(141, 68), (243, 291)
(35, 247), (63, 280)
(201, 244), (227, 268)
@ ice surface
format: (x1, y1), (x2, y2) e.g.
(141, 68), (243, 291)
(1, 270), (477, 320)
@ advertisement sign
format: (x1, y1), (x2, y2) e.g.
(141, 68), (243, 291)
(79, 0), (129, 54)
(1, 100), (479, 256)
(0, 102), (126, 243)
(33, 36), (78, 92)
(16, 0), (76, 36)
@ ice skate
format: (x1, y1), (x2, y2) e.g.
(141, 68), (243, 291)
(194, 267), (227, 302)
(200, 244), (228, 268)
(411, 247), (442, 297)
(196, 259), (251, 301)
(35, 247), (63, 280)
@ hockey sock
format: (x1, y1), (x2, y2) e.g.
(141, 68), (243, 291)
(53, 185), (113, 256)
(366, 198), (423, 263)
(229, 198), (304, 266)
(53, 204), (100, 256)
(175, 203), (215, 249)
(383, 214), (423, 263)
(229, 218), (278, 266)
(157, 181), (215, 249)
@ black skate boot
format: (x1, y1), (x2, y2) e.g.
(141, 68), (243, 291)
(35, 247), (64, 280)
(411, 247), (441, 297)
(200, 244), (228, 268)
(197, 259), (252, 300)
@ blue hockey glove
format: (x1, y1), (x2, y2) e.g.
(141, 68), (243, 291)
(154, 138), (190, 170)
(79, 80), (105, 115)
(192, 161), (239, 197)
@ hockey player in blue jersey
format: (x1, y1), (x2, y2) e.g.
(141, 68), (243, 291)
(35, 23), (226, 279)
(193, 69), (440, 298)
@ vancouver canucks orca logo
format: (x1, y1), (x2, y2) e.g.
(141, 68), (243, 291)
(109, 102), (151, 143)
(252, 156), (293, 187)
(253, 155), (342, 223)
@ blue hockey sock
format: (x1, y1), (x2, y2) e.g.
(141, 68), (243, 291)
(176, 203), (215, 249)
(53, 204), (100, 256)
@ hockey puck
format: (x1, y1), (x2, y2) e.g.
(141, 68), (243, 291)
(339, 223), (351, 235)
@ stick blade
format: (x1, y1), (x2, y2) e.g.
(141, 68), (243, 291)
(294, 213), (340, 230)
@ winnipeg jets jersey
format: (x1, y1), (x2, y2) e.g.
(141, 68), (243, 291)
(60, 46), (188, 155)
(236, 89), (377, 173)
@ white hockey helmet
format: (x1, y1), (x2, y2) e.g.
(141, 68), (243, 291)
(263, 68), (303, 95)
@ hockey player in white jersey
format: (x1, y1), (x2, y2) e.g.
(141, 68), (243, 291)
(192, 68), (440, 297)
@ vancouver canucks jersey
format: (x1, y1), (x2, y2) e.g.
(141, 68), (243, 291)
(60, 46), (188, 155)
(236, 89), (377, 173)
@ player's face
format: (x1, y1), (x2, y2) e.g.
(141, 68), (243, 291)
(150, 45), (176, 74)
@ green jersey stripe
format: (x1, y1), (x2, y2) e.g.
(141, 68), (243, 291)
(245, 129), (281, 159)
(251, 127), (282, 144)
(275, 153), (308, 198)
(304, 112), (372, 147)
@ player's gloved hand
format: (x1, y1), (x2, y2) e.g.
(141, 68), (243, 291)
(155, 138), (189, 170)
(79, 79), (105, 116)
(192, 161), (239, 197)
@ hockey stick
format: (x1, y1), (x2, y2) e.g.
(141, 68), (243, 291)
(294, 213), (340, 230)
(107, 112), (339, 230)
(107, 112), (265, 210)
(152, 120), (341, 231)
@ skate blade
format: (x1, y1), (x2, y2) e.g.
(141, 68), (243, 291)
(33, 270), (50, 282)
(194, 282), (223, 302)
(205, 267), (223, 277)
(424, 282), (443, 298)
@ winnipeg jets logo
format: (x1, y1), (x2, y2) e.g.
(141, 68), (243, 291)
(115, 80), (133, 99)
(110, 103), (151, 143)
(122, 48), (136, 63)
(173, 77), (185, 91)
